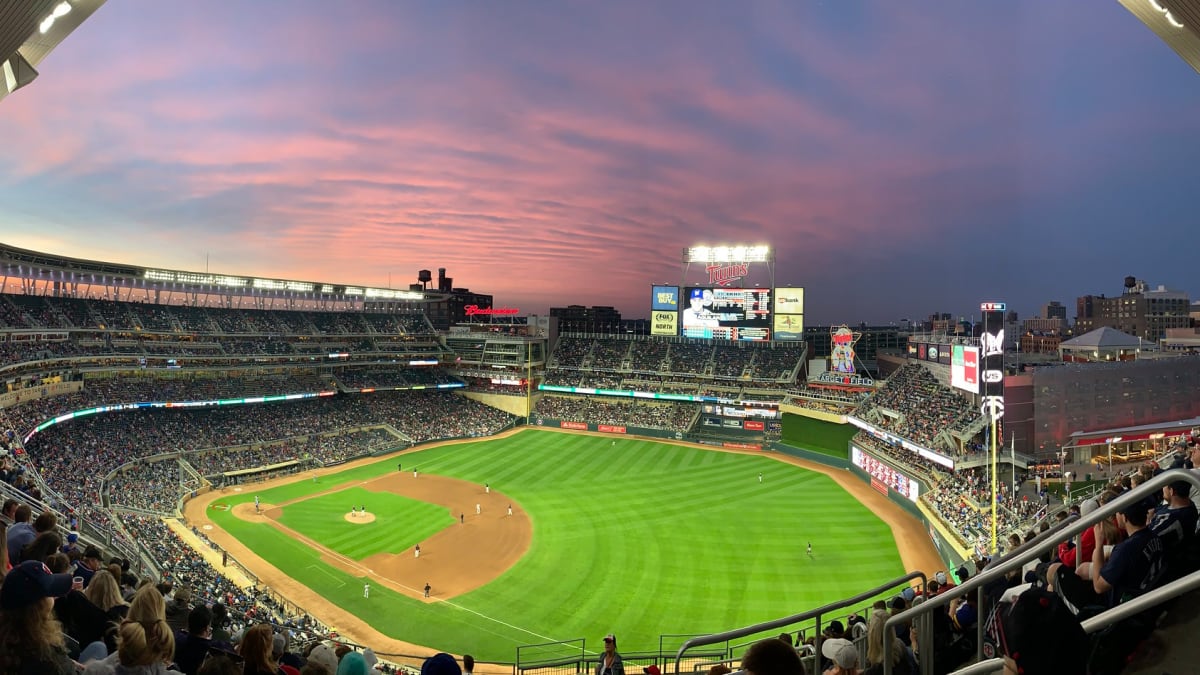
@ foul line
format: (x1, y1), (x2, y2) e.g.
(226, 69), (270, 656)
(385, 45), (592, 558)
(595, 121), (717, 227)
(435, 597), (573, 646)
(242, 476), (572, 648)
(306, 564), (346, 587)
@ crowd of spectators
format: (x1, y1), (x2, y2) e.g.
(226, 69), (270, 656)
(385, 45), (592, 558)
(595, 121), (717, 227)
(534, 395), (696, 431)
(336, 368), (462, 390)
(18, 390), (511, 540)
(0, 293), (435, 336)
(856, 364), (977, 447)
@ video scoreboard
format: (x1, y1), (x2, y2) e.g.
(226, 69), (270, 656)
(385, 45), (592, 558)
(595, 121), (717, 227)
(680, 286), (772, 341)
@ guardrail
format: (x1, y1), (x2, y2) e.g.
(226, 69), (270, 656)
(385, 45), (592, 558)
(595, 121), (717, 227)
(885, 468), (1200, 675)
(673, 571), (927, 674)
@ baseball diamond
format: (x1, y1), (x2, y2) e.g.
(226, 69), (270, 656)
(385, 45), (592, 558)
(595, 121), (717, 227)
(184, 428), (939, 662)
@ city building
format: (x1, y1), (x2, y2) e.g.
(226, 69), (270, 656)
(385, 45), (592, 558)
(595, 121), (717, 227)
(1042, 301), (1068, 321)
(548, 305), (622, 333)
(1059, 327), (1145, 362)
(1074, 276), (1191, 342)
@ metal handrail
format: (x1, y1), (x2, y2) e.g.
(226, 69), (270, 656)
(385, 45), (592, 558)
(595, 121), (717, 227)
(942, 569), (1200, 675)
(882, 468), (1200, 675)
(673, 571), (926, 673)
(945, 659), (1005, 675)
(1079, 567), (1200, 633)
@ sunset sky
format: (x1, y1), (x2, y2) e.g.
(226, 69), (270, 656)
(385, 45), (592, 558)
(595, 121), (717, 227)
(1, 1), (1198, 324)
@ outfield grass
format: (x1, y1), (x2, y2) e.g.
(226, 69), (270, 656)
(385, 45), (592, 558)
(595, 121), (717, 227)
(207, 430), (904, 662)
(780, 414), (857, 458)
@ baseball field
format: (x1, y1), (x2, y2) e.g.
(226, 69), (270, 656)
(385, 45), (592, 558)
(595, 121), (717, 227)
(187, 429), (932, 663)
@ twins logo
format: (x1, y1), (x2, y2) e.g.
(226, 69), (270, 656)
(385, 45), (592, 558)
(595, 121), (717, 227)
(705, 263), (749, 286)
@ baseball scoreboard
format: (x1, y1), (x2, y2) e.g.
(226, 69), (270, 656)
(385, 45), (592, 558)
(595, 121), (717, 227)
(651, 245), (804, 342)
(680, 286), (771, 340)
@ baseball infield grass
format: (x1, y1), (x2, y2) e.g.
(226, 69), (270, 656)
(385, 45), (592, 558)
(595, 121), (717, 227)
(207, 430), (904, 662)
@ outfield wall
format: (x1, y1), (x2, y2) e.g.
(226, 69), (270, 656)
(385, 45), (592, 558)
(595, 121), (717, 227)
(532, 417), (766, 451)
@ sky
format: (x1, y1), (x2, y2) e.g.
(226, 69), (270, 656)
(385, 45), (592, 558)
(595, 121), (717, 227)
(1, 1), (1199, 325)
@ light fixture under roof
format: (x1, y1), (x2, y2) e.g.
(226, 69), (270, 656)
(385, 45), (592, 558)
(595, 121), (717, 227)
(39, 1), (74, 34)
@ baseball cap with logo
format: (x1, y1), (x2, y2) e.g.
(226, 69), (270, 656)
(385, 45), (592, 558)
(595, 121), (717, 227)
(1, 560), (73, 610)
(689, 289), (704, 300)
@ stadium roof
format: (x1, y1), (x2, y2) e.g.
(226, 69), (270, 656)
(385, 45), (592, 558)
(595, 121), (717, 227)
(1, 0), (106, 103)
(1119, 0), (1200, 74)
(1059, 326), (1144, 349)
(1068, 415), (1200, 445)
(0, 241), (443, 304)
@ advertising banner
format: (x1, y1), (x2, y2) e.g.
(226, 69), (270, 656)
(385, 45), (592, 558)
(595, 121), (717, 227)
(773, 287), (805, 314)
(597, 424), (627, 434)
(651, 285), (680, 311)
(651, 310), (678, 336)
(744, 420), (765, 431)
(773, 314), (804, 341)
(560, 421), (588, 430)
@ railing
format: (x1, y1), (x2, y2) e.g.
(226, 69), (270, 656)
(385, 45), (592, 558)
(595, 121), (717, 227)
(673, 571), (926, 673)
(945, 569), (1200, 675)
(884, 468), (1200, 675)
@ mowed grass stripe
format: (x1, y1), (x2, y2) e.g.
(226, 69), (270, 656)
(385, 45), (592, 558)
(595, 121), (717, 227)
(211, 429), (905, 662)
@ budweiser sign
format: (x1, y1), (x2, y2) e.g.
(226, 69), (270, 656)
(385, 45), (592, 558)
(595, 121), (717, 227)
(705, 263), (750, 286)
(464, 305), (520, 316)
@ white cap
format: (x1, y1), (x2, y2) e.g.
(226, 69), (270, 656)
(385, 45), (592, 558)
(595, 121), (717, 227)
(820, 638), (858, 668)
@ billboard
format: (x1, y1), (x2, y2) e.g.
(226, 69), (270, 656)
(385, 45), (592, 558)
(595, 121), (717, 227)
(681, 287), (771, 341)
(651, 285), (680, 311)
(951, 345), (980, 394)
(651, 310), (678, 336)
(773, 286), (805, 341)
(851, 445), (920, 501)
(773, 287), (805, 315)
(773, 314), (804, 340)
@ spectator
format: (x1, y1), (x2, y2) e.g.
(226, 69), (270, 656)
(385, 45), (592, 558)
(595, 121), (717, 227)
(0, 560), (78, 674)
(166, 586), (193, 632)
(819, 638), (859, 675)
(742, 638), (806, 675)
(237, 624), (278, 675)
(595, 635), (624, 675)
(6, 503), (34, 561)
(863, 609), (912, 675)
(83, 584), (182, 674)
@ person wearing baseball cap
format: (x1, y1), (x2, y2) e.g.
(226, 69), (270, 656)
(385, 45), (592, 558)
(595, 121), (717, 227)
(595, 634), (624, 675)
(820, 637), (860, 674)
(0, 560), (77, 673)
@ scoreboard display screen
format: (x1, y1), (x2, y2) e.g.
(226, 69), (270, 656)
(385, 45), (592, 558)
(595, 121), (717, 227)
(681, 287), (771, 341)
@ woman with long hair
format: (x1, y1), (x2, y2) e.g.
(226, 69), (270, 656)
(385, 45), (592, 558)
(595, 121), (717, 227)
(863, 609), (913, 675)
(237, 624), (281, 675)
(86, 569), (131, 653)
(83, 584), (183, 674)
(0, 560), (77, 674)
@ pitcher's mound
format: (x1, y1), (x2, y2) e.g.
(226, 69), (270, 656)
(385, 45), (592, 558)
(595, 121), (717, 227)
(232, 503), (277, 520)
(345, 511), (377, 523)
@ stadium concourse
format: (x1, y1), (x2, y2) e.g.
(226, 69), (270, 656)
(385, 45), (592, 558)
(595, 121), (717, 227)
(0, 292), (1196, 673)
